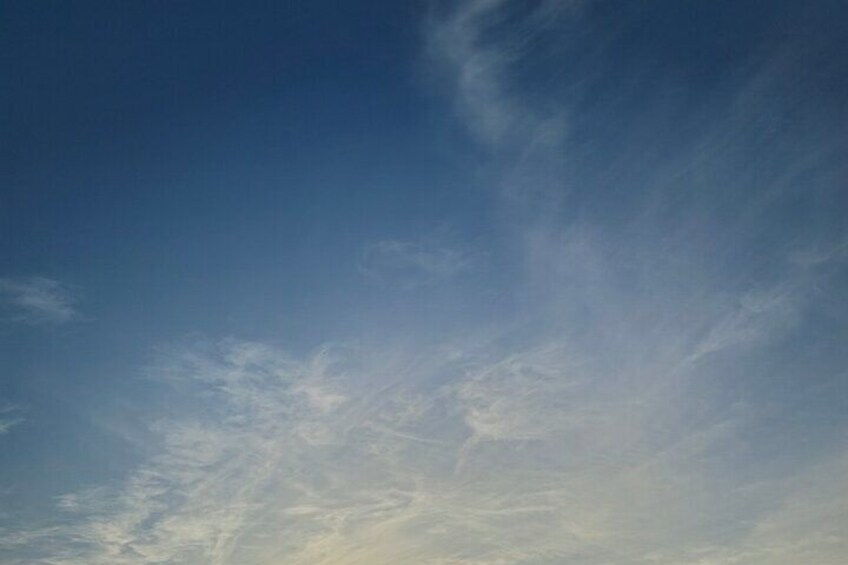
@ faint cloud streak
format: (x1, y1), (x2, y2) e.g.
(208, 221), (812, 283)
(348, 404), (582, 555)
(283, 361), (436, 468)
(0, 405), (24, 436)
(358, 236), (473, 288)
(0, 277), (80, 325)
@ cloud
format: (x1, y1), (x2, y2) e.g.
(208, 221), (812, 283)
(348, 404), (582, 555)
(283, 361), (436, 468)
(358, 236), (473, 288)
(0, 277), (80, 325)
(0, 405), (23, 436)
(1, 313), (845, 563)
(425, 0), (574, 151)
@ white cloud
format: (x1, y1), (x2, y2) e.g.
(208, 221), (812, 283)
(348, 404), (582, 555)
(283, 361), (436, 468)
(0, 417), (23, 436)
(0, 404), (23, 436)
(425, 0), (574, 151)
(0, 319), (844, 563)
(0, 277), (79, 325)
(0, 419), (22, 436)
(358, 236), (473, 288)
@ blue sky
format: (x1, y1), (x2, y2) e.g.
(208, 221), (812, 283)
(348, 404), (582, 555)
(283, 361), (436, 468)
(1, 1), (847, 563)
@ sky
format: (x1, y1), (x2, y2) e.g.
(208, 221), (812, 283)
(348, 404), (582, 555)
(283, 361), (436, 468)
(1, 1), (847, 563)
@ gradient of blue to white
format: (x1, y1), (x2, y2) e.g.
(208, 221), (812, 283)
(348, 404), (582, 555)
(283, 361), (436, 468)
(1, 1), (847, 563)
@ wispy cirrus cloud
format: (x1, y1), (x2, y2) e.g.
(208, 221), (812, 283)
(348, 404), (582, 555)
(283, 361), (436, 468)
(0, 277), (80, 325)
(425, 0), (575, 151)
(358, 236), (474, 288)
(0, 405), (24, 436)
(1, 273), (845, 564)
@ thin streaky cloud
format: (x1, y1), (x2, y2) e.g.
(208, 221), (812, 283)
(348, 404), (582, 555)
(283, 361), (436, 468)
(358, 237), (473, 288)
(0, 277), (80, 325)
(0, 417), (23, 436)
(2, 296), (845, 563)
(425, 0), (575, 151)
(0, 405), (24, 436)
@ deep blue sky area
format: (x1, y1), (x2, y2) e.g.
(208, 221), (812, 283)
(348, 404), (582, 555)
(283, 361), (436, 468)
(1, 2), (846, 564)
(2, 1), (493, 348)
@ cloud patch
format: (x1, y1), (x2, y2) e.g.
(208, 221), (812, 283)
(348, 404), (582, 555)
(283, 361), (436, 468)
(425, 0), (574, 150)
(0, 405), (23, 436)
(358, 237), (473, 288)
(0, 277), (80, 325)
(1, 319), (845, 563)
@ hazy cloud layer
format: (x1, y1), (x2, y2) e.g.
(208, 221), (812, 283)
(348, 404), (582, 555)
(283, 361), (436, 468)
(2, 314), (845, 564)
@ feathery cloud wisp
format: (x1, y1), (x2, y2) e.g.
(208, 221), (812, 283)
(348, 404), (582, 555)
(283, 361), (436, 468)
(359, 237), (473, 288)
(0, 277), (79, 325)
(0, 405), (23, 436)
(2, 293), (845, 564)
